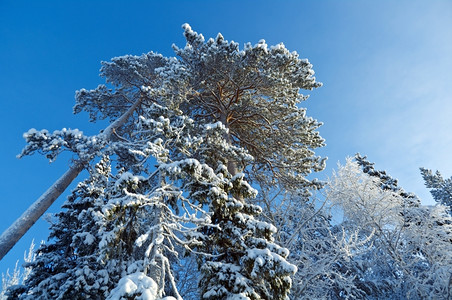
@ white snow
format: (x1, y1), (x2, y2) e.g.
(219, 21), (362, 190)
(107, 272), (158, 300)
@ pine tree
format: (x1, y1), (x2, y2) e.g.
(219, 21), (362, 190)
(168, 24), (325, 299)
(172, 24), (325, 190)
(11, 24), (326, 299)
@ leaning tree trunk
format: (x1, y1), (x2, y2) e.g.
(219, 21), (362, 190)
(0, 99), (141, 261)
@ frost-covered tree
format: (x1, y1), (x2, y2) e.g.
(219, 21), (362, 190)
(1, 241), (35, 300)
(355, 153), (420, 208)
(420, 167), (452, 214)
(10, 24), (327, 299)
(256, 187), (370, 300)
(328, 158), (452, 299)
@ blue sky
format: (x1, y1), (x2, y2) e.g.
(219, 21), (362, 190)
(0, 0), (451, 275)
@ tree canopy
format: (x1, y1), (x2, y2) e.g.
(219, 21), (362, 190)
(8, 24), (326, 300)
(4, 24), (452, 300)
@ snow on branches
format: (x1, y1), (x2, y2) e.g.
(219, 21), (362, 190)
(12, 24), (328, 299)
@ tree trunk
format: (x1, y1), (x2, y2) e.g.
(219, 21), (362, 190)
(219, 114), (239, 177)
(0, 99), (141, 261)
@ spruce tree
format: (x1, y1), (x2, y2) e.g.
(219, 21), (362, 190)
(10, 157), (111, 299)
(420, 167), (452, 214)
(355, 153), (420, 207)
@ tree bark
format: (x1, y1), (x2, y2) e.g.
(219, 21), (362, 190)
(0, 99), (141, 261)
(219, 114), (239, 177)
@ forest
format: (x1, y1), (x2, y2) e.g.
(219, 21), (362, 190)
(1, 24), (452, 300)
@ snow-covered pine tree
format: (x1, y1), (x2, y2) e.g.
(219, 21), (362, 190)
(165, 24), (326, 299)
(172, 25), (334, 298)
(420, 167), (452, 214)
(172, 24), (326, 191)
(11, 24), (327, 299)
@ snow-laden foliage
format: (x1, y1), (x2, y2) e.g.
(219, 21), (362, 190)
(328, 158), (452, 299)
(12, 104), (214, 299)
(17, 128), (106, 162)
(12, 23), (452, 300)
(171, 24), (326, 191)
(1, 241), (35, 300)
(255, 187), (370, 300)
(12, 157), (113, 299)
(420, 167), (452, 214)
(74, 53), (170, 124)
(196, 171), (296, 300)
(12, 24), (328, 299)
(328, 159), (405, 230)
(355, 153), (420, 208)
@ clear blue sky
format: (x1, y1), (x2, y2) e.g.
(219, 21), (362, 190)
(1, 0), (451, 275)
